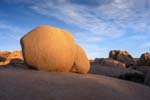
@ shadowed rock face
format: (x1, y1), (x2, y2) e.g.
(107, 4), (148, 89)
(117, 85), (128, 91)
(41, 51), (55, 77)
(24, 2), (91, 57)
(139, 53), (150, 66)
(145, 71), (150, 86)
(90, 64), (143, 78)
(0, 69), (150, 100)
(92, 58), (126, 68)
(109, 50), (134, 67)
(21, 26), (76, 72)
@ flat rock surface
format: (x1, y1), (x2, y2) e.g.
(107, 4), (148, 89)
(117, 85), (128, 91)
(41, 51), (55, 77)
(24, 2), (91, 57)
(0, 68), (150, 100)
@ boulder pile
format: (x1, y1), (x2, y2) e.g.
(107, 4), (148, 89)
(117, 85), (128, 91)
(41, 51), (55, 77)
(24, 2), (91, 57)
(109, 50), (134, 67)
(90, 50), (150, 85)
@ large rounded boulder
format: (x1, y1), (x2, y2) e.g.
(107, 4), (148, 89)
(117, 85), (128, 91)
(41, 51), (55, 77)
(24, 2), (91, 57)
(21, 26), (76, 72)
(71, 45), (90, 74)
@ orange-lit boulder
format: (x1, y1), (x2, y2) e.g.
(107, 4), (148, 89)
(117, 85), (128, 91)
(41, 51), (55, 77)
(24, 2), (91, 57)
(71, 45), (90, 74)
(21, 26), (76, 72)
(0, 51), (23, 66)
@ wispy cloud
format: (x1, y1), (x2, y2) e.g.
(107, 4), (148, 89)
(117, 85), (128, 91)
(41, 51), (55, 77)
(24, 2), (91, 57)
(30, 0), (150, 34)
(78, 42), (108, 58)
(74, 32), (104, 43)
(30, 0), (126, 37)
(0, 23), (24, 40)
(28, 0), (150, 58)
(0, 24), (21, 33)
(1, 0), (150, 58)
(0, 23), (27, 50)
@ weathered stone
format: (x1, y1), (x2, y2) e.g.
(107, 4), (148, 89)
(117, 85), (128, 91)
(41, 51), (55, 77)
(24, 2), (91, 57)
(139, 53), (150, 66)
(144, 71), (150, 86)
(21, 25), (76, 72)
(109, 50), (134, 67)
(71, 45), (90, 74)
(90, 64), (143, 78)
(0, 69), (150, 100)
(101, 58), (126, 68)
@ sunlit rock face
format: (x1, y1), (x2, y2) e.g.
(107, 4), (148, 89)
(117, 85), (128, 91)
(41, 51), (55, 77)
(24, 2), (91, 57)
(21, 25), (77, 72)
(71, 45), (90, 74)
(109, 50), (134, 67)
(0, 51), (23, 65)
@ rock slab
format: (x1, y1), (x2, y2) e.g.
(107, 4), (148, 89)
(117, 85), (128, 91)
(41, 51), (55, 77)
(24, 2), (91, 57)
(0, 69), (150, 100)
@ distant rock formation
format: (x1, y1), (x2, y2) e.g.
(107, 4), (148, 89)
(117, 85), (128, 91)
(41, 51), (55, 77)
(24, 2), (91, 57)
(91, 58), (126, 68)
(90, 51), (150, 84)
(109, 50), (134, 67)
(0, 51), (23, 66)
(139, 52), (150, 66)
(90, 63), (143, 78)
(21, 25), (90, 74)
(90, 58), (145, 83)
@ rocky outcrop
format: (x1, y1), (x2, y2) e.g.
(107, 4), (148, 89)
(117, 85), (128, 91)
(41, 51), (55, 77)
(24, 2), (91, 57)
(101, 58), (126, 68)
(144, 71), (150, 86)
(139, 53), (150, 66)
(0, 69), (150, 100)
(71, 45), (90, 74)
(0, 51), (23, 66)
(90, 64), (143, 78)
(21, 25), (90, 74)
(91, 58), (104, 65)
(91, 58), (126, 68)
(130, 66), (150, 84)
(136, 66), (150, 75)
(109, 50), (134, 67)
(118, 72), (144, 83)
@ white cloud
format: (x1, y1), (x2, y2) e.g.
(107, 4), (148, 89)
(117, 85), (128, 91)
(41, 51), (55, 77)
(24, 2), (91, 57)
(74, 32), (104, 43)
(30, 0), (125, 37)
(30, 0), (150, 36)
(29, 0), (150, 58)
(0, 24), (21, 33)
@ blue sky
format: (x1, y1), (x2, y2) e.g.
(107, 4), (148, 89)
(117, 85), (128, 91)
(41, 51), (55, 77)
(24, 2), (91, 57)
(0, 0), (150, 59)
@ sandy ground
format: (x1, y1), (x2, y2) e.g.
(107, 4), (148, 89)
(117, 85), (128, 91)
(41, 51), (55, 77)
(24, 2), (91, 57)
(0, 68), (150, 100)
